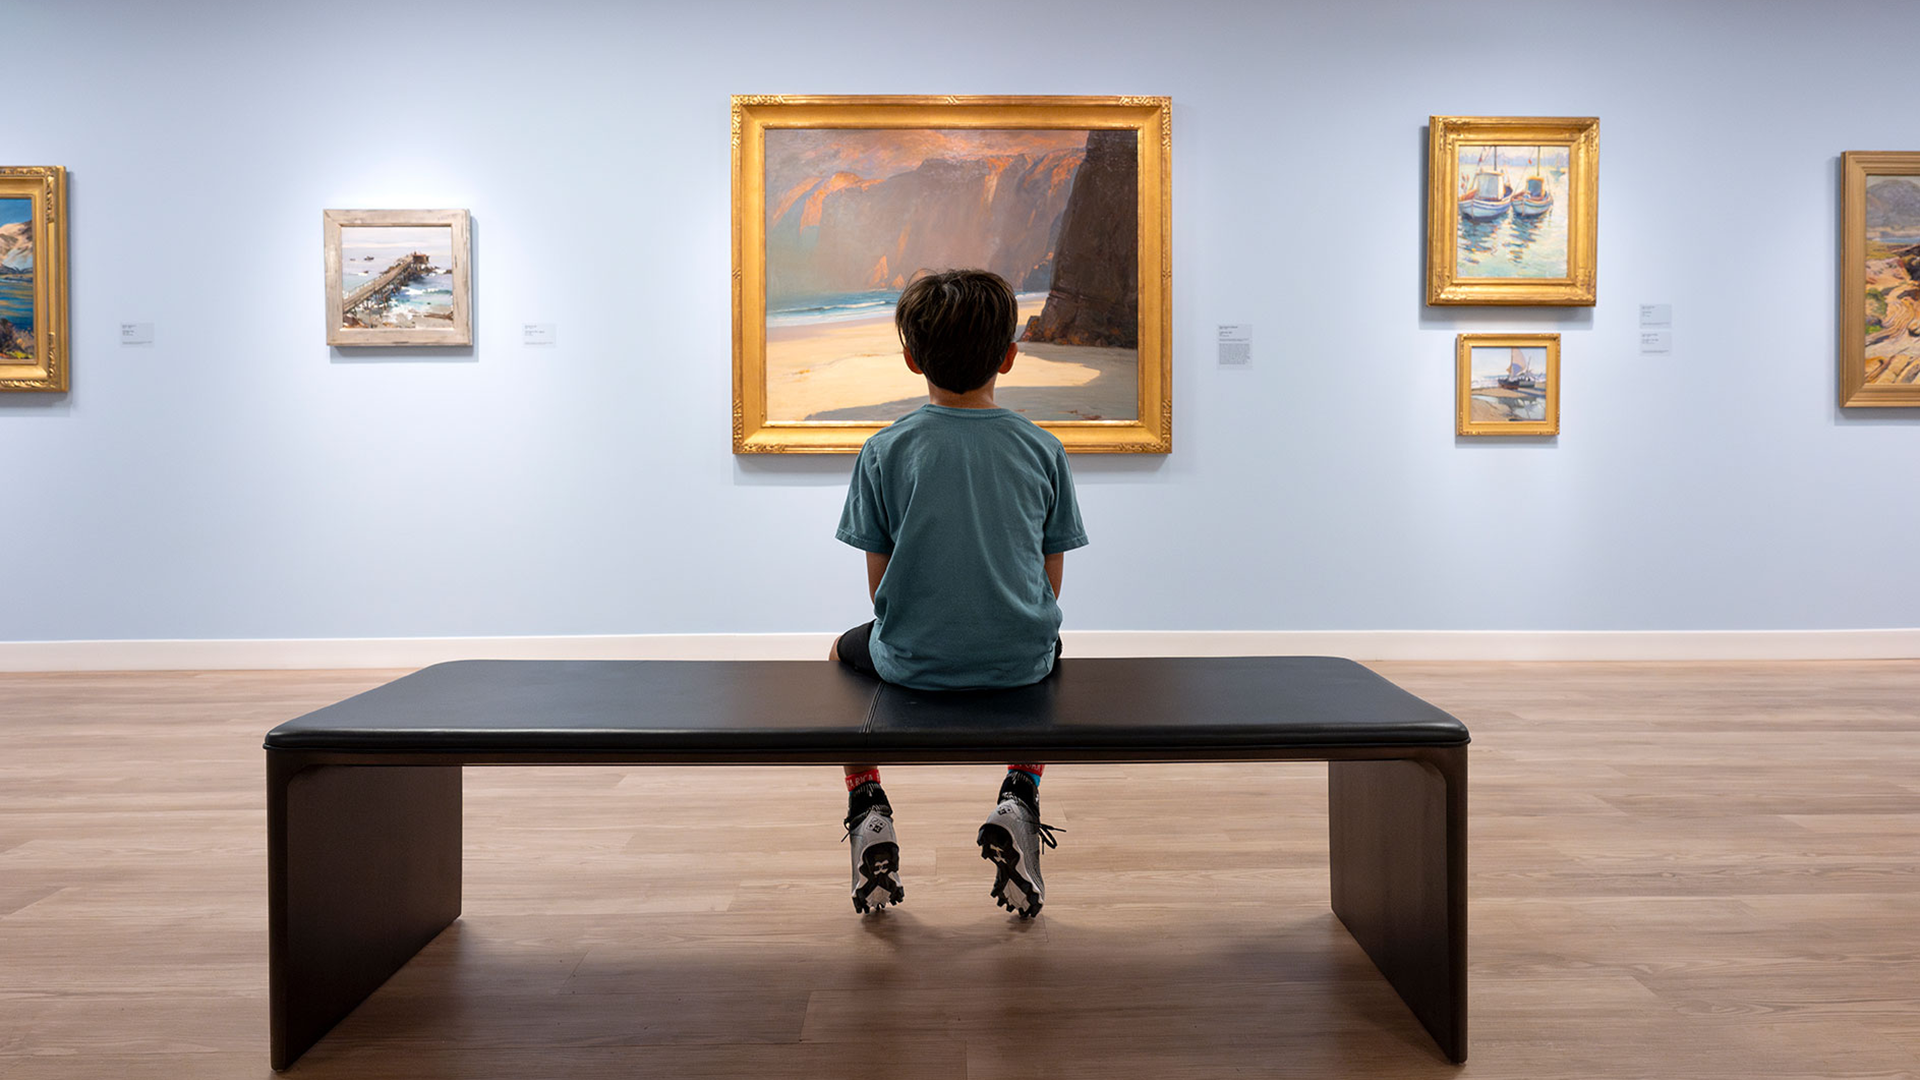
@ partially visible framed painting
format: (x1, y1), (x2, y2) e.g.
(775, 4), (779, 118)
(0, 166), (68, 392)
(1842, 151), (1920, 406)
(324, 209), (471, 347)
(731, 95), (1172, 453)
(1457, 333), (1559, 436)
(1428, 116), (1598, 306)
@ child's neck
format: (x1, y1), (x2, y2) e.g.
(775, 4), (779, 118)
(927, 378), (1000, 410)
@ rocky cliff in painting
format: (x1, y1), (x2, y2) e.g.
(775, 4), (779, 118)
(1020, 129), (1138, 349)
(766, 149), (1082, 301)
(0, 319), (30, 358)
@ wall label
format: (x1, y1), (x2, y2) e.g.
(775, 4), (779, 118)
(522, 323), (556, 345)
(1639, 304), (1673, 328)
(1217, 324), (1252, 366)
(119, 322), (154, 345)
(1640, 330), (1673, 355)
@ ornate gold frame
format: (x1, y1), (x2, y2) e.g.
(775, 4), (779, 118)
(1428, 117), (1598, 307)
(1456, 333), (1560, 436)
(324, 209), (472, 347)
(0, 166), (69, 392)
(731, 95), (1172, 454)
(1841, 151), (1920, 406)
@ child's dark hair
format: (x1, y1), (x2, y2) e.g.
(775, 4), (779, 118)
(893, 269), (1019, 394)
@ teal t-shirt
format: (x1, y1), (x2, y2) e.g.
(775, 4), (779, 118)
(836, 404), (1089, 690)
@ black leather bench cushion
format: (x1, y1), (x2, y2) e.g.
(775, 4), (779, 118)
(263, 657), (1468, 755)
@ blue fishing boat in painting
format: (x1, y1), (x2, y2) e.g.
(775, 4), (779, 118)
(1511, 148), (1553, 219)
(1458, 147), (1513, 221)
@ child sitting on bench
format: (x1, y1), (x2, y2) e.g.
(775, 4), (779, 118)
(830, 268), (1088, 919)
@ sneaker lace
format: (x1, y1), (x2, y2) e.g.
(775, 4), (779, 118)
(841, 805), (891, 843)
(1033, 820), (1062, 850)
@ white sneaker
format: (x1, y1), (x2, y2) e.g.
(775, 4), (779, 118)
(977, 795), (1059, 919)
(845, 804), (903, 913)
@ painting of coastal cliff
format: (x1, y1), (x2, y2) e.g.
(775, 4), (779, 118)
(1863, 174), (1920, 385)
(0, 197), (35, 361)
(762, 127), (1139, 424)
(1455, 145), (1570, 280)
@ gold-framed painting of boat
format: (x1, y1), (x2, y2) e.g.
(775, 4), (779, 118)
(1427, 117), (1597, 306)
(1456, 333), (1559, 436)
(1841, 151), (1920, 406)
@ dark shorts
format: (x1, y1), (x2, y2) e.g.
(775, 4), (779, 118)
(835, 621), (1063, 685)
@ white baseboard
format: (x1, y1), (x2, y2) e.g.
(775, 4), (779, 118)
(0, 628), (1916, 672)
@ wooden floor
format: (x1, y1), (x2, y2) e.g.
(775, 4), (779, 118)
(2, 662), (1918, 1079)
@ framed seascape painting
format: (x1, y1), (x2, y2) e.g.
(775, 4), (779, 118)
(1456, 333), (1559, 436)
(731, 95), (1172, 453)
(323, 209), (471, 347)
(1428, 117), (1598, 306)
(0, 166), (68, 392)
(1842, 152), (1920, 406)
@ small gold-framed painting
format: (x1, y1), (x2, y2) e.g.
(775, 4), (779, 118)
(1842, 151), (1920, 406)
(1428, 116), (1598, 306)
(1457, 333), (1559, 436)
(0, 166), (68, 392)
(732, 95), (1172, 453)
(324, 209), (471, 346)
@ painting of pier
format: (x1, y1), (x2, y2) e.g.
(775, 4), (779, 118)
(324, 210), (471, 347)
(338, 226), (455, 331)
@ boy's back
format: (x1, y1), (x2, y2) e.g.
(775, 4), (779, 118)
(837, 403), (1087, 690)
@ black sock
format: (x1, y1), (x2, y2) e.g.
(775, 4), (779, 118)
(998, 770), (1039, 815)
(847, 780), (890, 821)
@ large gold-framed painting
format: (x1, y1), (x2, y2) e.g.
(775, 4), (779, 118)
(0, 166), (68, 392)
(732, 95), (1172, 453)
(1427, 116), (1598, 307)
(1842, 151), (1920, 405)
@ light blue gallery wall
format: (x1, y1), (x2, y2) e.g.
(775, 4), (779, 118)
(2, 0), (1914, 642)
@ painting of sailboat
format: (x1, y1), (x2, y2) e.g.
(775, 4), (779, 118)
(1455, 144), (1568, 279)
(1512, 148), (1554, 219)
(1458, 148), (1512, 220)
(1456, 334), (1559, 435)
(1428, 117), (1596, 306)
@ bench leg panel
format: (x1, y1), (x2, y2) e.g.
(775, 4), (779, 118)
(268, 757), (462, 1070)
(1328, 750), (1468, 1063)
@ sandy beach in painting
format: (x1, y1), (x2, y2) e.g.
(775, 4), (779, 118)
(767, 297), (1138, 423)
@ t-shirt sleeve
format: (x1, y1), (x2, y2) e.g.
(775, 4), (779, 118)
(1041, 448), (1089, 555)
(835, 445), (895, 554)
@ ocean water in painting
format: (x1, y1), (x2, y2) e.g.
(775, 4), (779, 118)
(1864, 174), (1920, 384)
(339, 225), (456, 331)
(1468, 345), (1548, 423)
(0, 197), (34, 360)
(762, 127), (1140, 423)
(1455, 145), (1570, 280)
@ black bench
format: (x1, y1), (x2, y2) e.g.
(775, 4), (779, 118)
(264, 656), (1470, 1068)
